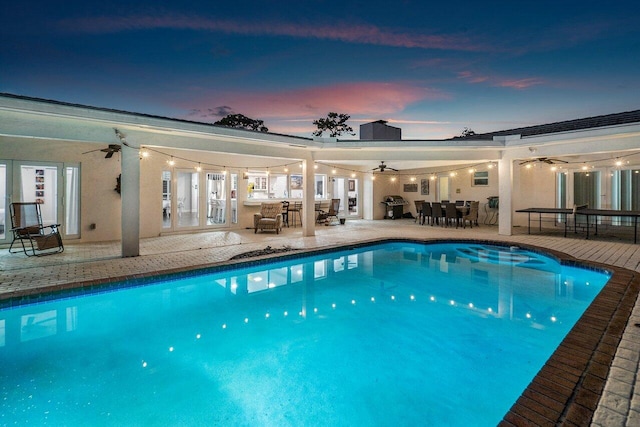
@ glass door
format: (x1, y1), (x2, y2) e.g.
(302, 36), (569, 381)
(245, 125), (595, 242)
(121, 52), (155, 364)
(332, 177), (346, 216)
(331, 176), (360, 217)
(206, 171), (226, 226)
(438, 176), (450, 202)
(347, 178), (358, 216)
(0, 162), (9, 244)
(18, 164), (59, 225)
(162, 170), (172, 229)
(64, 165), (80, 238)
(231, 173), (238, 224)
(574, 171), (601, 208)
(4, 161), (80, 240)
(176, 169), (200, 228)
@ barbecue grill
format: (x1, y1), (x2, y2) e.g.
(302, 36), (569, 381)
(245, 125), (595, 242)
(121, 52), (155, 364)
(381, 195), (409, 219)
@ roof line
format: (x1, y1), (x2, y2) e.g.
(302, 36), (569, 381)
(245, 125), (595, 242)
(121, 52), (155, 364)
(0, 92), (313, 141)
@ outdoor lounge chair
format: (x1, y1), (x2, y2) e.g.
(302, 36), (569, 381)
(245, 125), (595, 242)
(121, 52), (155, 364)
(254, 202), (283, 234)
(9, 202), (64, 256)
(324, 198), (341, 225)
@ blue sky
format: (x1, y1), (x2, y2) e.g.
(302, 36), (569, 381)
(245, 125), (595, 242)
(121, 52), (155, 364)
(2, 1), (639, 138)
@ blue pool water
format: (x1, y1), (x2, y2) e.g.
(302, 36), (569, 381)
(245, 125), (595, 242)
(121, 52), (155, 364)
(0, 242), (610, 426)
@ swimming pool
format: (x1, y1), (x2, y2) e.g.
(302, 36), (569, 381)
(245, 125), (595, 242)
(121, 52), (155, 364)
(0, 242), (610, 425)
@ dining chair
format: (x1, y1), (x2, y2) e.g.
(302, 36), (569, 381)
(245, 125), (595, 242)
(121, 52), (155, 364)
(444, 203), (459, 228)
(421, 202), (432, 225)
(461, 201), (480, 228)
(431, 202), (443, 226)
(413, 200), (425, 223)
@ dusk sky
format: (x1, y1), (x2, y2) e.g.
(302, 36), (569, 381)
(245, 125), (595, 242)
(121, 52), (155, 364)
(2, 1), (639, 139)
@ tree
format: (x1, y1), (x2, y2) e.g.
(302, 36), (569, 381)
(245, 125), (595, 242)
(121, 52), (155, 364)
(459, 127), (476, 137)
(312, 112), (355, 137)
(214, 114), (269, 132)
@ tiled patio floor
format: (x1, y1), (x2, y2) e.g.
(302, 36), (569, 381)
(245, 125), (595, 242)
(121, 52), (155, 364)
(1, 219), (639, 426)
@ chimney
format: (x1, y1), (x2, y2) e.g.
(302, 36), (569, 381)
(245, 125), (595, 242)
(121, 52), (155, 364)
(359, 120), (401, 140)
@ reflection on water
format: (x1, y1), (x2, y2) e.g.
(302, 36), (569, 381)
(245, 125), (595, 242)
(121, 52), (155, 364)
(0, 243), (609, 426)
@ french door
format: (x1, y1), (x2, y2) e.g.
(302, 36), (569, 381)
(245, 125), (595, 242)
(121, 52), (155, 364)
(331, 177), (359, 217)
(162, 169), (238, 231)
(0, 161), (80, 244)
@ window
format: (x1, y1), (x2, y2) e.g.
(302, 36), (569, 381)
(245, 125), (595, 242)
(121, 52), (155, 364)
(290, 174), (303, 199)
(472, 171), (489, 186)
(269, 174), (288, 198)
(247, 172), (268, 199)
(315, 175), (326, 199)
(245, 172), (327, 199)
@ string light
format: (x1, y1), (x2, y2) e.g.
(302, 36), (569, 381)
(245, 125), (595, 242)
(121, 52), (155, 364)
(140, 144), (640, 180)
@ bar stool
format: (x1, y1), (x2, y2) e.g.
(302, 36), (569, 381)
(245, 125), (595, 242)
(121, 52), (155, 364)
(289, 202), (303, 227)
(281, 201), (290, 227)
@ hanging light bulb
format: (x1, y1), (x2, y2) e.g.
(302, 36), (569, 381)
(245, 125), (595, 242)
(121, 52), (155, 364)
(196, 163), (202, 172)
(168, 156), (175, 166)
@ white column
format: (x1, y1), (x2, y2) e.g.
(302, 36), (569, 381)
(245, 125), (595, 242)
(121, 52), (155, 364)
(498, 156), (513, 236)
(302, 155), (316, 237)
(363, 173), (374, 220)
(121, 143), (140, 257)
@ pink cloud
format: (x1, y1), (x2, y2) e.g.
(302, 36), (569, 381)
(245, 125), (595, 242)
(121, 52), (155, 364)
(185, 81), (449, 121)
(59, 14), (490, 52)
(495, 78), (544, 89)
(455, 71), (543, 90)
(457, 71), (489, 84)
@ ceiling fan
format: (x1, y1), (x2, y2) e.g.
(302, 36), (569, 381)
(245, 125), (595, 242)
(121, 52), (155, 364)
(372, 161), (398, 172)
(519, 157), (568, 165)
(82, 144), (122, 158)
